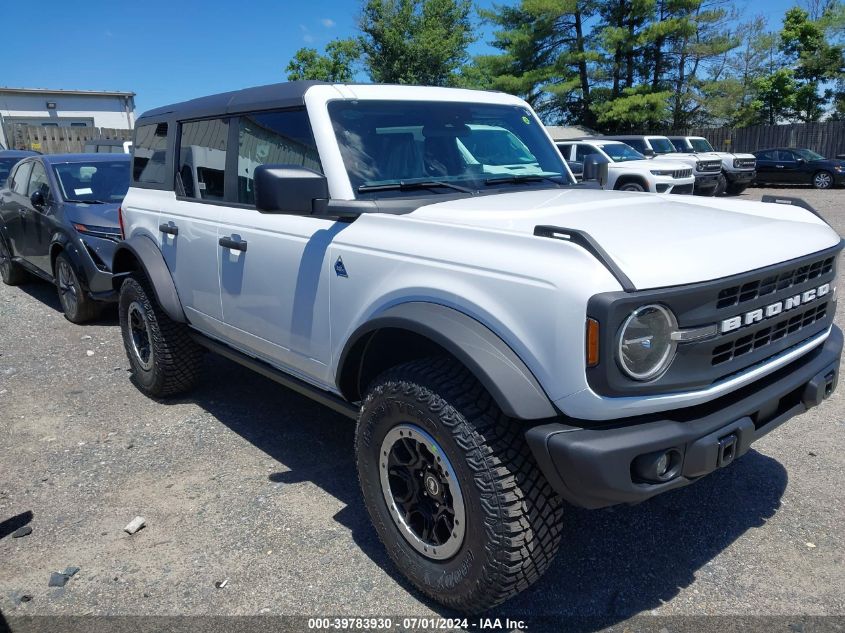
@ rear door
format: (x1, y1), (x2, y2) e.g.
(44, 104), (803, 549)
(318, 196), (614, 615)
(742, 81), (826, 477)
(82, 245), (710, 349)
(3, 161), (33, 259)
(754, 150), (778, 182)
(775, 149), (802, 183)
(215, 109), (335, 383)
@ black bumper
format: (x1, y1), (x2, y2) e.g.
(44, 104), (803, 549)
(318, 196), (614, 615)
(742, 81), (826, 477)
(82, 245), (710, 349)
(526, 326), (842, 509)
(726, 170), (755, 183)
(693, 173), (720, 194)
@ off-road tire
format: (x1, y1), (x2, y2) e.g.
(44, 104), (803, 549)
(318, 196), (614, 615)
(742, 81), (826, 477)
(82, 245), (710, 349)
(356, 357), (563, 613)
(814, 170), (834, 189)
(55, 252), (98, 323)
(118, 274), (203, 397)
(725, 181), (749, 196)
(714, 173), (728, 196)
(0, 237), (26, 286)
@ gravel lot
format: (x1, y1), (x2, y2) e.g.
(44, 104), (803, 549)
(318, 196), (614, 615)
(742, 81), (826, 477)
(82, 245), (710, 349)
(1, 186), (844, 631)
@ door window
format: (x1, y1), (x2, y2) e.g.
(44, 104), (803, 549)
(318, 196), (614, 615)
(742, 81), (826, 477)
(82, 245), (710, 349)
(27, 162), (51, 200)
(236, 109), (321, 205)
(575, 144), (598, 162)
(777, 150), (797, 162)
(178, 118), (229, 201)
(11, 162), (32, 194)
(625, 138), (647, 153)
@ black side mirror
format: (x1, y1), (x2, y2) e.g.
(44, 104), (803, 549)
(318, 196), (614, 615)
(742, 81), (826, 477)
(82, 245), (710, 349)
(795, 157), (806, 164)
(30, 190), (46, 210)
(254, 165), (329, 215)
(582, 154), (610, 186)
(567, 160), (584, 179)
(643, 148), (655, 157)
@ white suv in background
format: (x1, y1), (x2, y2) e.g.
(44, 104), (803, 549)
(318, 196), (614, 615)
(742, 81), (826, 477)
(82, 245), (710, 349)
(604, 134), (723, 196)
(557, 139), (694, 194)
(667, 136), (757, 196)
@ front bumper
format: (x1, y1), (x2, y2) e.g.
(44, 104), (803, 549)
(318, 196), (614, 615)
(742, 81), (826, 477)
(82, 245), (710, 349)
(725, 170), (755, 183)
(693, 173), (720, 194)
(526, 325), (842, 509)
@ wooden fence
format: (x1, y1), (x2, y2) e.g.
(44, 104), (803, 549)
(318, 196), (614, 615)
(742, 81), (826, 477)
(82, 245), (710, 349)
(4, 124), (133, 154)
(674, 121), (845, 157)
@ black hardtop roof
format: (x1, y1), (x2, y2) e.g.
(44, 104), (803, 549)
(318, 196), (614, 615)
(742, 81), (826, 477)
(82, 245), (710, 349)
(136, 81), (330, 124)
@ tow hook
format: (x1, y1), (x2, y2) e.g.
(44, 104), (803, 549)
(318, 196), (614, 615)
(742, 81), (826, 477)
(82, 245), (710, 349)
(717, 434), (738, 467)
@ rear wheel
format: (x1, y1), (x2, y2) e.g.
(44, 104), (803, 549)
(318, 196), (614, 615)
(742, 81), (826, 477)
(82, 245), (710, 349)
(0, 237), (27, 286)
(55, 253), (98, 323)
(118, 275), (203, 397)
(814, 170), (833, 189)
(356, 357), (563, 613)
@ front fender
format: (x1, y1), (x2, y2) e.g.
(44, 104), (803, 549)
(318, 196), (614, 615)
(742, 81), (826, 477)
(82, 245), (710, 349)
(338, 302), (558, 420)
(112, 234), (185, 323)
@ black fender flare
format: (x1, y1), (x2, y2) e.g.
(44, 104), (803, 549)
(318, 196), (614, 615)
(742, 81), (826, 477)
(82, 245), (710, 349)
(49, 234), (89, 290)
(338, 302), (558, 420)
(111, 234), (185, 323)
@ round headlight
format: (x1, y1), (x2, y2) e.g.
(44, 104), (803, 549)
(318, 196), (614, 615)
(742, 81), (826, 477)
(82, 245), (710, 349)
(617, 304), (678, 381)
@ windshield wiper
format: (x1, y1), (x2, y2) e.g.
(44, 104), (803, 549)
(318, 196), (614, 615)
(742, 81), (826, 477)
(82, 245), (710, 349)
(358, 180), (474, 194)
(65, 199), (106, 204)
(484, 174), (564, 186)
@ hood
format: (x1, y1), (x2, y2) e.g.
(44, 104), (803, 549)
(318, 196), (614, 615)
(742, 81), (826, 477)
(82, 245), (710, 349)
(609, 159), (684, 172)
(409, 188), (841, 290)
(712, 151), (756, 160)
(63, 201), (120, 228)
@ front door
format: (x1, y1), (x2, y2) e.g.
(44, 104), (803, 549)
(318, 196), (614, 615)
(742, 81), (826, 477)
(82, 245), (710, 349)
(22, 161), (55, 274)
(3, 161), (33, 259)
(215, 108), (335, 384)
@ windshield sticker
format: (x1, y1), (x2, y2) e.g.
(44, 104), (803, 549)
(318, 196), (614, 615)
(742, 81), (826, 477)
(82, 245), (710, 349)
(521, 115), (531, 125)
(74, 187), (93, 195)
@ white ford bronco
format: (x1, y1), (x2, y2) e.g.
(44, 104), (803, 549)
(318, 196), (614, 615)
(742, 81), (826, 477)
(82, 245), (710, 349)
(667, 135), (757, 196)
(556, 138), (695, 194)
(113, 82), (843, 613)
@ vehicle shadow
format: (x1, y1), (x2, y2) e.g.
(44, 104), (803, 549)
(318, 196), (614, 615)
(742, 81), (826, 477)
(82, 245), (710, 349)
(173, 353), (787, 627)
(11, 278), (118, 324)
(0, 511), (33, 541)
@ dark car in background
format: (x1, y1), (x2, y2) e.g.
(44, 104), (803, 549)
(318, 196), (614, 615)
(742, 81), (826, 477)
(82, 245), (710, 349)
(752, 148), (845, 189)
(0, 149), (41, 186)
(0, 154), (130, 322)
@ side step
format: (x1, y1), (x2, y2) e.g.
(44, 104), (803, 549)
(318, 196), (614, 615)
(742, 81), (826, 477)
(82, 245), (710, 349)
(189, 333), (359, 420)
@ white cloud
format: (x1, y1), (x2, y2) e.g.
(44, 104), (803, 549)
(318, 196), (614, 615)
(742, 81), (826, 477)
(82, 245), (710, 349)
(299, 24), (314, 43)
(321, 18), (335, 28)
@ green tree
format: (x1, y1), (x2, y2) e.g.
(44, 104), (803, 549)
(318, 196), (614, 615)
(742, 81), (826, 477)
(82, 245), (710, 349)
(286, 39), (361, 82)
(358, 0), (474, 86)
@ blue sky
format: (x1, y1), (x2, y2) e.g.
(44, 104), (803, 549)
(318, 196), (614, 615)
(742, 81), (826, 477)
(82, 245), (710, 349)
(4, 0), (802, 115)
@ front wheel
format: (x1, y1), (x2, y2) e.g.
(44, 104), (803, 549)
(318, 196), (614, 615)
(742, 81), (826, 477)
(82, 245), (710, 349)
(617, 181), (645, 192)
(356, 358), (563, 613)
(714, 173), (728, 196)
(55, 252), (98, 323)
(725, 181), (749, 196)
(814, 170), (834, 189)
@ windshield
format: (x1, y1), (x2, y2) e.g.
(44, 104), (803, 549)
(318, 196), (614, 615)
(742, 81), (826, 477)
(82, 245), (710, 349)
(53, 161), (130, 203)
(649, 138), (677, 154)
(328, 100), (572, 196)
(597, 143), (644, 162)
(690, 138), (715, 152)
(797, 148), (825, 161)
(0, 158), (20, 185)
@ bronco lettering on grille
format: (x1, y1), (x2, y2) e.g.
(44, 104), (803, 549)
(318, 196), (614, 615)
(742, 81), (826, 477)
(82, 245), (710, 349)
(720, 283), (830, 333)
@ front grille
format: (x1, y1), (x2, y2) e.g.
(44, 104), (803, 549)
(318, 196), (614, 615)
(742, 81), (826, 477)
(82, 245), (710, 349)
(670, 183), (694, 194)
(673, 168), (692, 178)
(712, 303), (829, 365)
(698, 160), (721, 172)
(735, 159), (756, 169)
(716, 256), (835, 309)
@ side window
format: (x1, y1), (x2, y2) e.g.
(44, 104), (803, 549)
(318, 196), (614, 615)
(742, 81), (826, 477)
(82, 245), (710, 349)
(178, 118), (229, 201)
(574, 144), (597, 162)
(756, 151), (773, 160)
(11, 162), (32, 195)
(626, 138), (646, 153)
(27, 162), (51, 200)
(670, 139), (686, 152)
(236, 109), (322, 205)
(778, 150), (796, 162)
(555, 144), (571, 160)
(133, 123), (169, 184)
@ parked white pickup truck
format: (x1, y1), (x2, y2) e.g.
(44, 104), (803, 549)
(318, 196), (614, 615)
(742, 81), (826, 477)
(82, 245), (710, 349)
(557, 138), (694, 194)
(112, 81), (842, 613)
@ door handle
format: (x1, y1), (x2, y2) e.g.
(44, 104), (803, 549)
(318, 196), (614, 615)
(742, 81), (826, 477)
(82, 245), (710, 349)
(219, 235), (247, 252)
(775, 165), (784, 168)
(159, 222), (179, 236)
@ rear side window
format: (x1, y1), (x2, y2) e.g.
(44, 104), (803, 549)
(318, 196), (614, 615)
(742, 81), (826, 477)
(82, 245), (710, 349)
(178, 118), (229, 201)
(133, 123), (168, 184)
(236, 109), (321, 205)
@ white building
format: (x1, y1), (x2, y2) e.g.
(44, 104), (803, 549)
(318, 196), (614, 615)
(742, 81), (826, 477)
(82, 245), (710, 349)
(0, 87), (136, 149)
